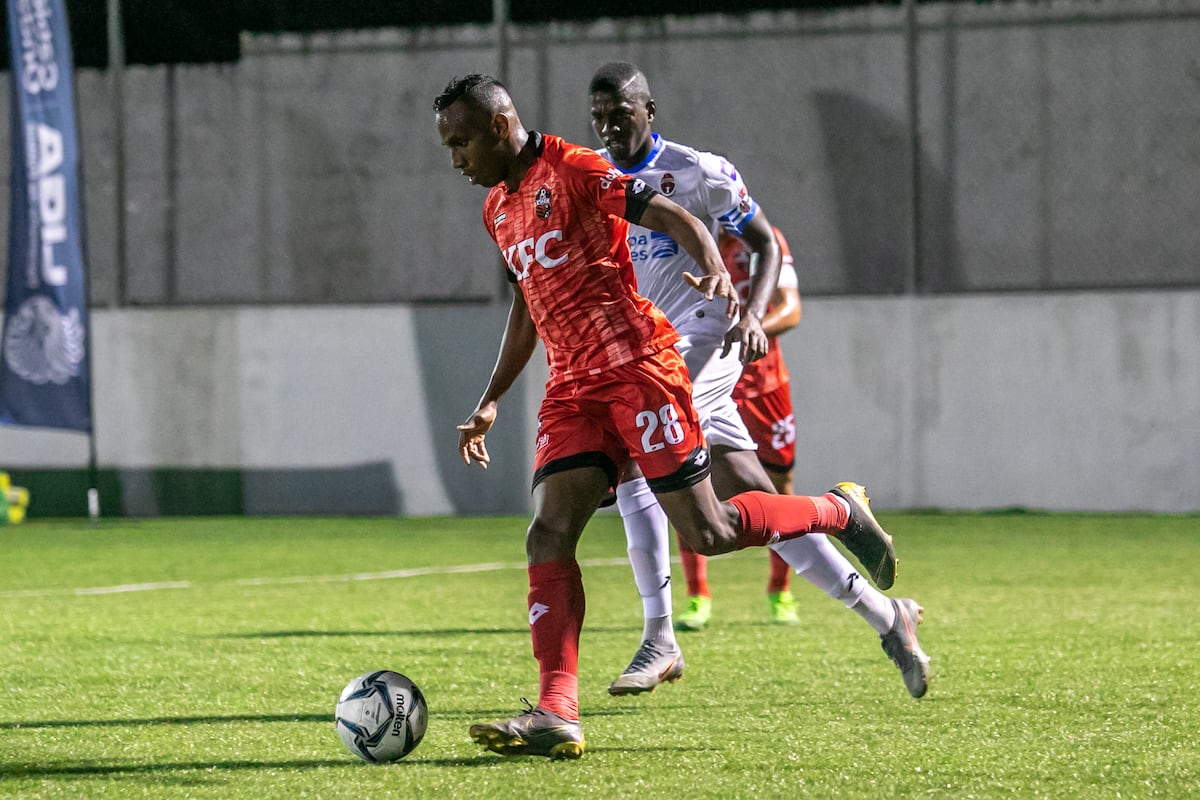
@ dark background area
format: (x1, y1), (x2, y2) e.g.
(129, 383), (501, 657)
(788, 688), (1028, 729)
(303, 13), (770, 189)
(12, 0), (901, 67)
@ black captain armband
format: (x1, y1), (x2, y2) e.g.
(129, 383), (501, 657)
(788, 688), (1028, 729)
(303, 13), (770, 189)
(623, 178), (658, 225)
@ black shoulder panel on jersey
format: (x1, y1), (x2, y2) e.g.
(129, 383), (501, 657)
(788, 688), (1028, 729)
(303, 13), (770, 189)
(623, 179), (658, 225)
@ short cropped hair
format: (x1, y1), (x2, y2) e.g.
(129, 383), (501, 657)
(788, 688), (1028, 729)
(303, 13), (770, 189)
(434, 73), (509, 113)
(588, 62), (648, 98)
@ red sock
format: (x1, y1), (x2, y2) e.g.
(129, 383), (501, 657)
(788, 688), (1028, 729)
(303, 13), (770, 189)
(676, 531), (710, 597)
(527, 560), (585, 721)
(729, 491), (849, 549)
(767, 548), (791, 594)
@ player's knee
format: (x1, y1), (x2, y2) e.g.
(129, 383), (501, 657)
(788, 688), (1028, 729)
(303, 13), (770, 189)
(525, 515), (580, 561)
(676, 527), (728, 557)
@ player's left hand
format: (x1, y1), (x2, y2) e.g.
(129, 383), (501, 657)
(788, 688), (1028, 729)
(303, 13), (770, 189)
(682, 271), (739, 319)
(722, 314), (769, 363)
(457, 403), (498, 469)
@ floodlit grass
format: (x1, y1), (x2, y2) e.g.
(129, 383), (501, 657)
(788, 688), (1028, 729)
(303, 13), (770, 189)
(1, 512), (1198, 799)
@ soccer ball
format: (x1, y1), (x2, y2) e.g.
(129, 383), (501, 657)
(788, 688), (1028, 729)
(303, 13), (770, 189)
(335, 670), (428, 763)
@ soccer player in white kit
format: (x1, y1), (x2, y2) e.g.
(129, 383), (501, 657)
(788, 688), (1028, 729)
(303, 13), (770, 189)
(589, 62), (931, 700)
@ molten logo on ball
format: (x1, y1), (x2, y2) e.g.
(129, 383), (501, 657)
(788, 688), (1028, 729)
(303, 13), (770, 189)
(335, 670), (428, 763)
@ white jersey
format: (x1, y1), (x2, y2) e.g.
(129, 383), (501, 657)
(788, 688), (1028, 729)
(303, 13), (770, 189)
(597, 133), (760, 341)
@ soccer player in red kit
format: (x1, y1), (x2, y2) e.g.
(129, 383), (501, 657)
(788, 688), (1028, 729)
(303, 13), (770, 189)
(435, 73), (899, 760)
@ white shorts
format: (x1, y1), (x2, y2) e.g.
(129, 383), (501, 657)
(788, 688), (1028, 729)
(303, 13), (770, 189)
(675, 327), (757, 452)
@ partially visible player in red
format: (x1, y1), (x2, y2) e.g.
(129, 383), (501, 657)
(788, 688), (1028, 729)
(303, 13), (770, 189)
(675, 227), (805, 628)
(434, 74), (898, 760)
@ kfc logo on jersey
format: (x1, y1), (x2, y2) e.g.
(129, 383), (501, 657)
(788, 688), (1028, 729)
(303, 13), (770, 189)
(659, 173), (676, 196)
(535, 186), (552, 220)
(503, 229), (569, 280)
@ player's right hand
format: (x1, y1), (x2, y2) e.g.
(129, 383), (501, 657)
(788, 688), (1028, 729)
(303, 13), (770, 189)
(457, 403), (498, 468)
(682, 271), (740, 319)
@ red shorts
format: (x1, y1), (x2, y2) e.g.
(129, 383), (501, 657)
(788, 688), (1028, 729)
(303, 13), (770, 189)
(734, 382), (795, 471)
(533, 348), (708, 492)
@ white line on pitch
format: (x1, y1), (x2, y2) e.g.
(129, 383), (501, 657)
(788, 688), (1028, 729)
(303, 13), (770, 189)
(1, 581), (193, 598)
(237, 557), (633, 586)
(0, 557), (636, 598)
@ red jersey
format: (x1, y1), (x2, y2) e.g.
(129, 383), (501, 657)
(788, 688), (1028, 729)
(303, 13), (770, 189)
(483, 133), (678, 387)
(725, 227), (796, 399)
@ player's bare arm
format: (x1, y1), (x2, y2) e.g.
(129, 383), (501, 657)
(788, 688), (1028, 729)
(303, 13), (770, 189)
(723, 213), (781, 364)
(760, 284), (801, 338)
(637, 194), (739, 318)
(457, 287), (539, 468)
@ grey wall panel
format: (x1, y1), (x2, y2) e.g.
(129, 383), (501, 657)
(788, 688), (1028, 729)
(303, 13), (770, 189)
(3, 1), (1198, 308)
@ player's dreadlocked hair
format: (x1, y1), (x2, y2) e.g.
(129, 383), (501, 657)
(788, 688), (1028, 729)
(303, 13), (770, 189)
(433, 74), (509, 113)
(588, 62), (649, 98)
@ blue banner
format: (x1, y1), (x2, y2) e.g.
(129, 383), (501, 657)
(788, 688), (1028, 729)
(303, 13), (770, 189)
(1, 0), (90, 432)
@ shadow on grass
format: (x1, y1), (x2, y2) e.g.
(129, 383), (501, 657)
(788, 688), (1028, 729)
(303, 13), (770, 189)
(0, 755), (504, 779)
(0, 747), (705, 779)
(0, 713), (331, 730)
(0, 759), (349, 779)
(1, 703), (670, 732)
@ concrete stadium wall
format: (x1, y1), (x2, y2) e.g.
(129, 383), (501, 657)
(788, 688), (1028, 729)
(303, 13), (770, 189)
(3, 289), (1198, 514)
(2, 0), (1198, 515)
(2, 0), (1197, 307)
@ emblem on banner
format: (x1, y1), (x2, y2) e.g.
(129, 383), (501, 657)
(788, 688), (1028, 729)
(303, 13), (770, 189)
(3, 296), (85, 386)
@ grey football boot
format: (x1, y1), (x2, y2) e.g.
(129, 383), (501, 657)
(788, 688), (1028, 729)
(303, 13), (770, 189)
(881, 598), (931, 698)
(607, 639), (685, 696)
(469, 700), (584, 759)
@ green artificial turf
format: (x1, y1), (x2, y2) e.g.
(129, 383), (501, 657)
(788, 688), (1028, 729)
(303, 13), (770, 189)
(1, 512), (1197, 798)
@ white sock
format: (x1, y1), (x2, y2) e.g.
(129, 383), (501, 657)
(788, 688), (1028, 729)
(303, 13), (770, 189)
(643, 615), (674, 643)
(616, 477), (676, 644)
(850, 587), (898, 635)
(770, 535), (896, 633)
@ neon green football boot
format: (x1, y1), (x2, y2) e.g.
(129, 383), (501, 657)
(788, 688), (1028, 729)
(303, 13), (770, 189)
(674, 595), (712, 631)
(767, 590), (800, 625)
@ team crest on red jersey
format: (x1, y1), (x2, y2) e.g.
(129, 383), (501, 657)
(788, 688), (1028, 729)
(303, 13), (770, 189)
(659, 173), (676, 196)
(535, 186), (552, 220)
